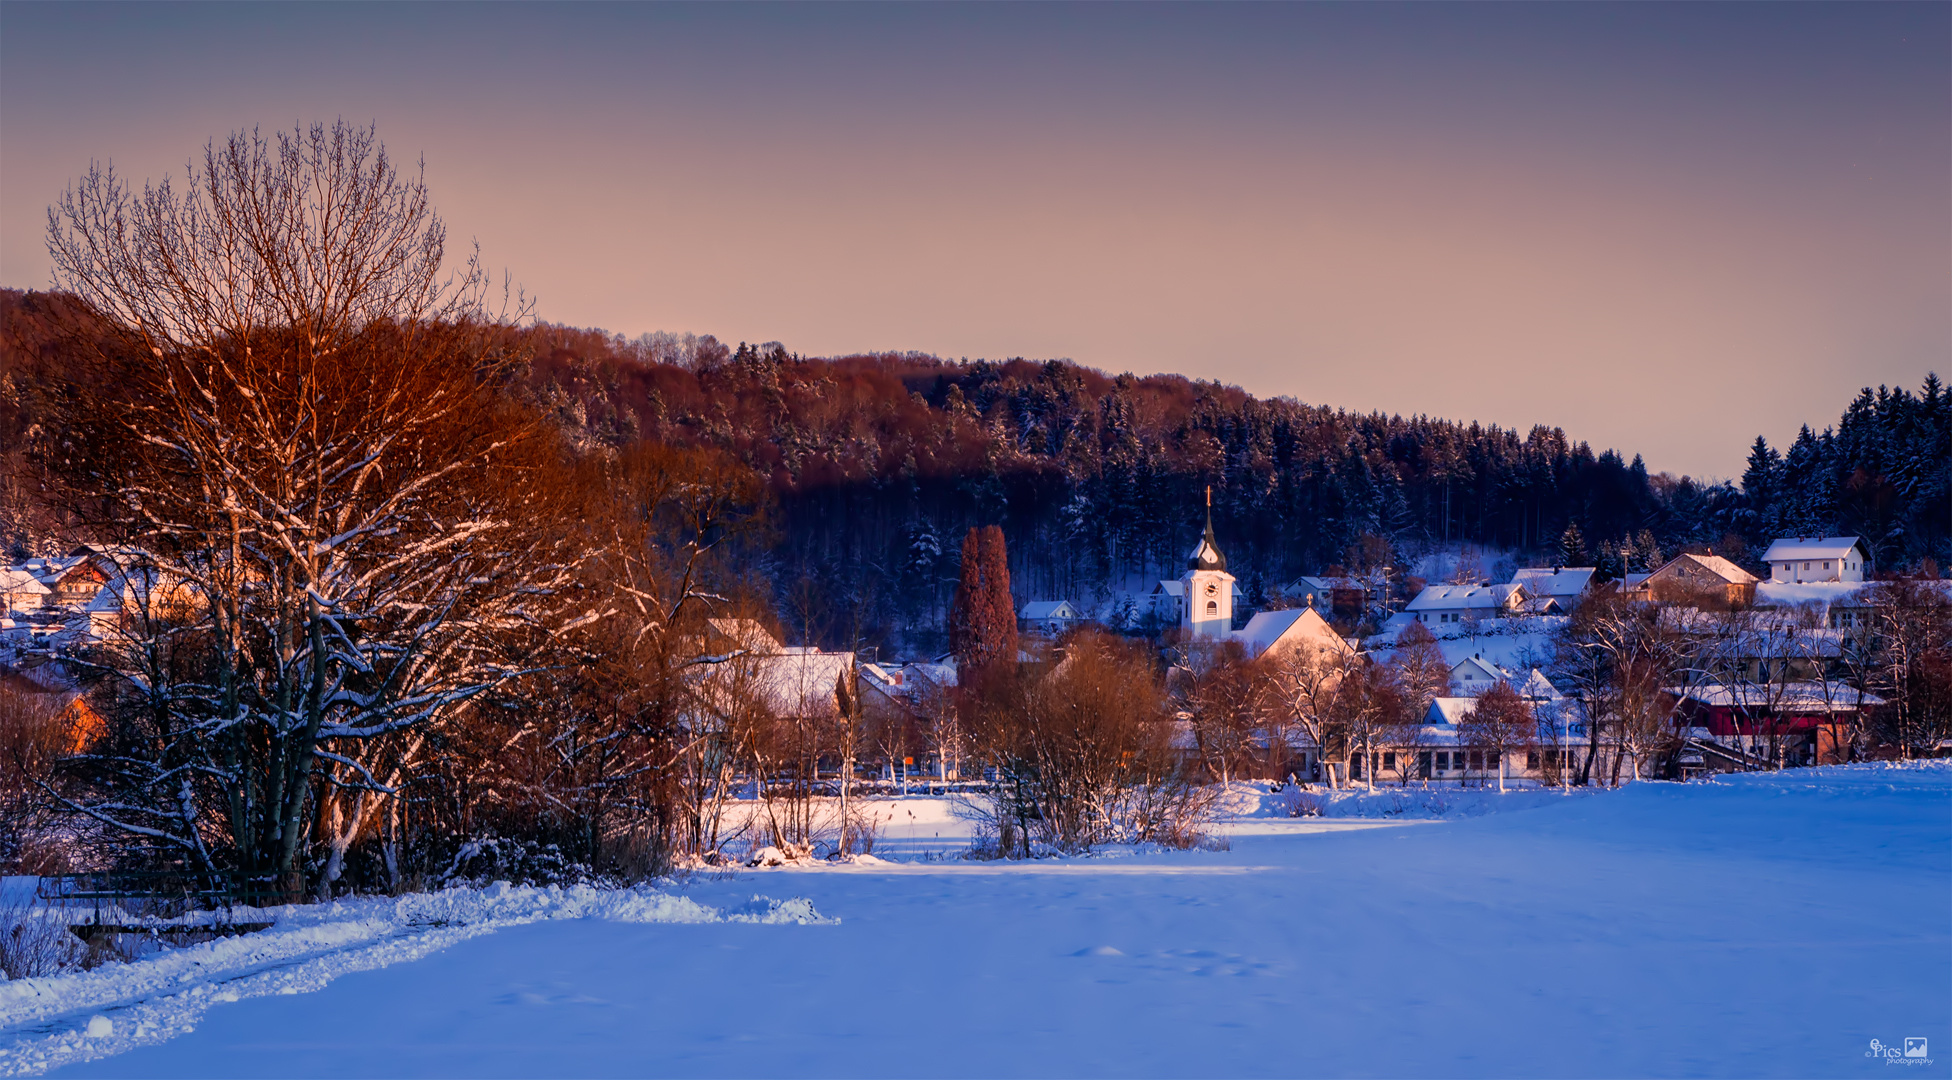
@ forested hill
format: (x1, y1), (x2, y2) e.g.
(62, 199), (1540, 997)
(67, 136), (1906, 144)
(3, 290), (1945, 651)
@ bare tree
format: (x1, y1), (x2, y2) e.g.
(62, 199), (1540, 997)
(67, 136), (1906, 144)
(1268, 641), (1352, 789)
(1856, 576), (1952, 757)
(1385, 623), (1446, 785)
(1457, 681), (1535, 793)
(0, 681), (86, 873)
(1180, 640), (1265, 785)
(41, 121), (570, 896)
(970, 631), (1200, 854)
(1340, 660), (1402, 794)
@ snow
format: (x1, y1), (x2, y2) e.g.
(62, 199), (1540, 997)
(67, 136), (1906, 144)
(18, 762), (1952, 1078)
(1510, 566), (1595, 598)
(1, 886), (832, 1075)
(1759, 536), (1863, 563)
(1755, 581), (1866, 609)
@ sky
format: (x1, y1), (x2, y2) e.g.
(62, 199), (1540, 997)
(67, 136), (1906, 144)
(2, 2), (1945, 480)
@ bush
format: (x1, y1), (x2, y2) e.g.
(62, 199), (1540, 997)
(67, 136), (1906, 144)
(437, 836), (607, 889)
(0, 895), (91, 979)
(967, 632), (1217, 855)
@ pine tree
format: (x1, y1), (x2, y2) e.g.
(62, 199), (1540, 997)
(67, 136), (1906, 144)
(1558, 522), (1587, 568)
(1740, 435), (1785, 545)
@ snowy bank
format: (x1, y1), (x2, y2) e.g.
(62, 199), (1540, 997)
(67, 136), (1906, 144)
(48, 759), (1947, 1079)
(0, 884), (832, 1076)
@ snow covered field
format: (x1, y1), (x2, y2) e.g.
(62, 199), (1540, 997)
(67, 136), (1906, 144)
(9, 762), (1948, 1078)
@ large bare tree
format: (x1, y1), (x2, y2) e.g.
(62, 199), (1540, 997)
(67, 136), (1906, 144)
(41, 121), (567, 895)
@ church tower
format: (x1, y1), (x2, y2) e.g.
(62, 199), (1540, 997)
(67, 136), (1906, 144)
(1182, 487), (1235, 639)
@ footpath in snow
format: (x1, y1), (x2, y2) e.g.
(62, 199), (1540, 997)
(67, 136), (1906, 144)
(10, 761), (1951, 1078)
(0, 887), (830, 1076)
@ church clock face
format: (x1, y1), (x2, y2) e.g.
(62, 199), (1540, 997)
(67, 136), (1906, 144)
(1204, 582), (1219, 597)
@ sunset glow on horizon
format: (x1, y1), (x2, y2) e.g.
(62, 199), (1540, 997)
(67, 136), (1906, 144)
(3, 2), (1944, 479)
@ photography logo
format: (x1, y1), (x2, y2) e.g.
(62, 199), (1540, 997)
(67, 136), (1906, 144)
(1867, 1038), (1932, 1067)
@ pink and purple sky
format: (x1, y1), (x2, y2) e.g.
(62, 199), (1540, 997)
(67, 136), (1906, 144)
(2, 3), (1945, 478)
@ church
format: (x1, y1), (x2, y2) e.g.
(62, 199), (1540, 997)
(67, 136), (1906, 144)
(1153, 495), (1348, 663)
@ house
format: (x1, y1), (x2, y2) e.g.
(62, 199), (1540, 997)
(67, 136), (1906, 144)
(1760, 536), (1868, 585)
(855, 661), (961, 780)
(1404, 583), (1542, 627)
(0, 569), (50, 616)
(1754, 581), (1869, 634)
(1664, 682), (1884, 768)
(1286, 575), (1377, 621)
(699, 618), (855, 720)
(1627, 553), (1758, 608)
(1448, 655), (1514, 695)
(1018, 600), (1085, 636)
(1336, 693), (1596, 786)
(1511, 668), (1563, 702)
(0, 665), (106, 753)
(1510, 567), (1595, 608)
(15, 554), (111, 609)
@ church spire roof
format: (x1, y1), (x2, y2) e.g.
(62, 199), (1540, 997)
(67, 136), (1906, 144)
(1186, 486), (1227, 572)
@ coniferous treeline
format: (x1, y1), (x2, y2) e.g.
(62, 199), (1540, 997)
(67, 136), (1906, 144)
(5, 292), (1944, 652)
(495, 322), (1948, 648)
(1735, 379), (1952, 572)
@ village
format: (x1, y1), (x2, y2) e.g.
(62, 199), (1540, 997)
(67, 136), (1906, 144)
(4, 518), (1935, 818)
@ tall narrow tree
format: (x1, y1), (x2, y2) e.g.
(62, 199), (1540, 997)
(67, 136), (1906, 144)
(949, 525), (1016, 682)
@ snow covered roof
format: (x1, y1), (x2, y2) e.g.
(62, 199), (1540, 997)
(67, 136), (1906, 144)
(1513, 668), (1561, 700)
(1668, 682), (1884, 712)
(1406, 583), (1525, 612)
(14, 556), (90, 588)
(904, 661), (958, 689)
(1426, 693), (1586, 738)
(707, 618), (784, 654)
(1449, 655), (1512, 689)
(1019, 600), (1082, 621)
(1680, 555), (1756, 585)
(0, 569), (50, 598)
(1230, 607), (1346, 661)
(748, 649), (854, 717)
(1760, 537), (1865, 563)
(1510, 567), (1594, 598)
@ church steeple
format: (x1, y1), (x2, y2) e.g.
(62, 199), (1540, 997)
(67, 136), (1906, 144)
(1187, 485), (1227, 571)
(1181, 486), (1235, 639)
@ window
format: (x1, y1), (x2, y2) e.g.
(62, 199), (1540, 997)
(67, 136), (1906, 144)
(1418, 751), (1432, 776)
(1382, 752), (1396, 770)
(1526, 750), (1540, 770)
(1435, 751), (1450, 771)
(1486, 750), (1500, 768)
(1205, 600), (1218, 616)
(1467, 750), (1482, 770)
